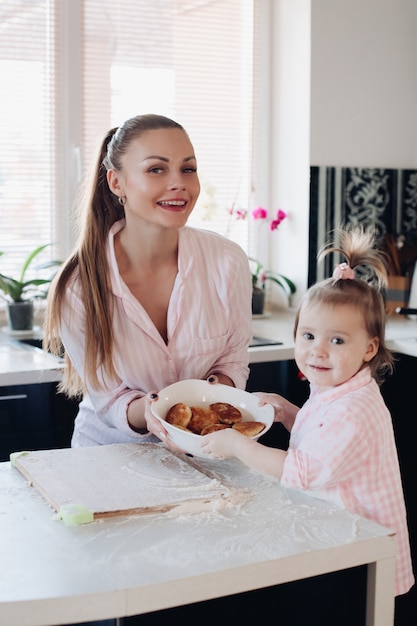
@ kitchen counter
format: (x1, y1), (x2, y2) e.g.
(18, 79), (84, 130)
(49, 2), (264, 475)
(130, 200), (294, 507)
(1, 310), (417, 386)
(251, 309), (417, 360)
(0, 334), (63, 386)
(0, 450), (396, 626)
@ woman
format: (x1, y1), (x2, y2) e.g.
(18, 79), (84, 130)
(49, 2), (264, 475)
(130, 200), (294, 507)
(44, 113), (252, 447)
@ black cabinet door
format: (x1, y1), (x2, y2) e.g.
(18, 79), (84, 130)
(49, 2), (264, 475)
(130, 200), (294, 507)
(0, 382), (78, 461)
(381, 355), (417, 625)
(246, 360), (309, 451)
(0, 383), (53, 461)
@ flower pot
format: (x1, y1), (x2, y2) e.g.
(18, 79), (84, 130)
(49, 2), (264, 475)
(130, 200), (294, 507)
(7, 301), (34, 331)
(252, 287), (265, 315)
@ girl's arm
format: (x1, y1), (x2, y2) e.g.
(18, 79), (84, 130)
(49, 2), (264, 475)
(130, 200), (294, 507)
(200, 429), (287, 480)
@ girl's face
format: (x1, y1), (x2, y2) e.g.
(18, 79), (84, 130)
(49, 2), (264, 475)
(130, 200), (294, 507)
(294, 302), (379, 391)
(107, 127), (200, 229)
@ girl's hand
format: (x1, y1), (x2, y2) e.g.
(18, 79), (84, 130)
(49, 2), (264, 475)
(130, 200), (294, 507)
(253, 392), (299, 431)
(253, 392), (285, 422)
(200, 428), (244, 460)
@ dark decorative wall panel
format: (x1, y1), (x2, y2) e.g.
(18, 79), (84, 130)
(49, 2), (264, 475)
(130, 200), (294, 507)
(309, 167), (417, 285)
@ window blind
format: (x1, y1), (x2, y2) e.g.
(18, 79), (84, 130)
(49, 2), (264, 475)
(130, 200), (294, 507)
(0, 0), (260, 283)
(82, 0), (258, 250)
(0, 0), (56, 278)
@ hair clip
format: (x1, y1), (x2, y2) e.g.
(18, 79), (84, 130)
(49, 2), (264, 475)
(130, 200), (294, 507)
(333, 262), (355, 280)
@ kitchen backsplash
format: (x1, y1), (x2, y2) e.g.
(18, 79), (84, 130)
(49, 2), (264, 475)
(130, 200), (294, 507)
(309, 166), (417, 284)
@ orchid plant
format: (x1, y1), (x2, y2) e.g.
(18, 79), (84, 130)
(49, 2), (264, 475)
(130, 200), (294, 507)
(227, 205), (296, 304)
(249, 256), (296, 303)
(227, 204), (287, 231)
(251, 207), (295, 295)
(251, 206), (288, 231)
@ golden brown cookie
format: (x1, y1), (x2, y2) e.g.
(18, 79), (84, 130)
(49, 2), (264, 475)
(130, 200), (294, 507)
(209, 402), (242, 425)
(165, 402), (192, 428)
(232, 421), (265, 437)
(200, 423), (231, 436)
(188, 406), (219, 434)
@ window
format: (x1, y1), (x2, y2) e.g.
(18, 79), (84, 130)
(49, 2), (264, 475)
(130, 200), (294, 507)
(0, 0), (264, 282)
(0, 0), (56, 277)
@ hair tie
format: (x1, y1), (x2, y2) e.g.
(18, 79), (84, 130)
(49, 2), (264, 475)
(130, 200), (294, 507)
(333, 262), (355, 280)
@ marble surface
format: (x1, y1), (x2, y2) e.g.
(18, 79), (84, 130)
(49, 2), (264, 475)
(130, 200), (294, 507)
(0, 333), (63, 386)
(0, 451), (396, 625)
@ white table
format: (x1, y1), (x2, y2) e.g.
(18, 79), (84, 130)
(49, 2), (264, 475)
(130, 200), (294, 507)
(0, 453), (396, 626)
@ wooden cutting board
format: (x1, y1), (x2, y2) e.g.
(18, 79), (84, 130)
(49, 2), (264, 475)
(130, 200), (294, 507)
(13, 442), (232, 523)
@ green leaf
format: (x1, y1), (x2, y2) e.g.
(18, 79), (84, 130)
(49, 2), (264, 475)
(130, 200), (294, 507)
(19, 244), (52, 284)
(0, 274), (22, 301)
(265, 271), (297, 295)
(0, 244), (62, 302)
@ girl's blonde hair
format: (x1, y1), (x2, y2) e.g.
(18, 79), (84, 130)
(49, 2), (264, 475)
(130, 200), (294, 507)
(294, 227), (394, 384)
(44, 114), (186, 398)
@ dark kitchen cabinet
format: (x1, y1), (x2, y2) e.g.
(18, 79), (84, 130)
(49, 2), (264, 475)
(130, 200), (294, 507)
(246, 359), (309, 450)
(0, 382), (78, 461)
(0, 383), (53, 461)
(381, 354), (417, 625)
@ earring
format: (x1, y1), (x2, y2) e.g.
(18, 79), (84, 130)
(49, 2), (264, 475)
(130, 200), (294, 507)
(118, 196), (126, 206)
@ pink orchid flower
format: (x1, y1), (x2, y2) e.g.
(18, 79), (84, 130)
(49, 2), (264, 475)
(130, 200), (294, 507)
(252, 206), (268, 220)
(236, 209), (248, 220)
(270, 209), (287, 231)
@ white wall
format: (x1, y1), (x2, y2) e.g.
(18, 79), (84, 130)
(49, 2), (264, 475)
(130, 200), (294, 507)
(310, 0), (417, 168)
(266, 0), (312, 308)
(268, 0), (417, 307)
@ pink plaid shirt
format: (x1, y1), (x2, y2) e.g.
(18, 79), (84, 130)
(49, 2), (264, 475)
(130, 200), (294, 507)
(281, 367), (414, 595)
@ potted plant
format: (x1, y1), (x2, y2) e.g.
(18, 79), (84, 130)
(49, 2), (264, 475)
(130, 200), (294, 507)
(249, 257), (296, 315)
(0, 244), (61, 332)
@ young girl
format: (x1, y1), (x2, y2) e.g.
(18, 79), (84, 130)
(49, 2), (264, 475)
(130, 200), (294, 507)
(201, 227), (414, 597)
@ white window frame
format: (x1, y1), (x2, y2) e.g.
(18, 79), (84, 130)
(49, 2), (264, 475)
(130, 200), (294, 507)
(52, 0), (273, 263)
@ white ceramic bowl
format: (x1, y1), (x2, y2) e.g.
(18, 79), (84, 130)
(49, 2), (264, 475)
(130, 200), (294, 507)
(151, 379), (274, 458)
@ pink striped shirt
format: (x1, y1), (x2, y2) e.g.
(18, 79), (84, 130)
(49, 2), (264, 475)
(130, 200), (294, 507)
(60, 220), (252, 448)
(281, 367), (414, 595)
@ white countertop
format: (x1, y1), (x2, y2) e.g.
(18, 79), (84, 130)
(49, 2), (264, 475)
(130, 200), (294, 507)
(0, 335), (63, 386)
(251, 309), (417, 360)
(1, 310), (417, 387)
(0, 449), (396, 625)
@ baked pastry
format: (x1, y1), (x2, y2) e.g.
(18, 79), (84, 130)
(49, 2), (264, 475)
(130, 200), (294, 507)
(188, 406), (219, 434)
(200, 423), (231, 436)
(170, 424), (191, 432)
(209, 402), (242, 425)
(165, 402), (192, 428)
(232, 421), (265, 437)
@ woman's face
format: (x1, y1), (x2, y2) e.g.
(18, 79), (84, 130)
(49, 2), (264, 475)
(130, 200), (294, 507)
(294, 301), (378, 391)
(107, 127), (200, 229)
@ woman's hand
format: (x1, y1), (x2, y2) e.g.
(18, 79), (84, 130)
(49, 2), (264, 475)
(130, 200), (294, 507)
(144, 391), (186, 453)
(207, 373), (235, 386)
(143, 391), (168, 439)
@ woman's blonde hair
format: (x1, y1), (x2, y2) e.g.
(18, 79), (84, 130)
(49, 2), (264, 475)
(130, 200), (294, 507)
(44, 114), (186, 397)
(294, 226), (394, 384)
